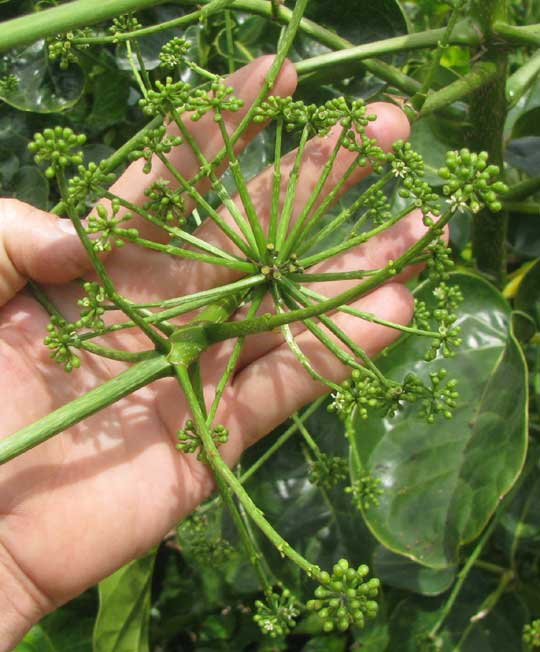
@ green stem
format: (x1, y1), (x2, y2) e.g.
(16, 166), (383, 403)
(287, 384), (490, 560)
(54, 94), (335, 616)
(300, 285), (441, 341)
(295, 20), (480, 77)
(507, 50), (540, 106)
(175, 365), (322, 579)
(215, 113), (268, 256)
(503, 201), (540, 215)
(292, 414), (322, 459)
(419, 62), (498, 117)
(118, 229), (256, 273)
(240, 397), (326, 485)
(272, 286), (341, 392)
(58, 173), (168, 351)
(414, 3), (464, 106)
(268, 119), (284, 245)
(275, 124), (310, 252)
(0, 0), (165, 53)
(205, 210), (453, 343)
(79, 341), (158, 363)
(279, 128), (348, 262)
(0, 355), (172, 464)
(224, 9), (236, 75)
(156, 152), (256, 259)
(299, 171), (393, 255)
(454, 570), (514, 648)
(206, 289), (264, 424)
(104, 191), (244, 262)
(71, 0), (237, 45)
(428, 497), (511, 639)
(299, 203), (415, 269)
(171, 109), (260, 255)
(469, 0), (509, 288)
(504, 176), (540, 202)
(493, 20), (540, 46)
(126, 39), (149, 98)
(282, 281), (387, 384)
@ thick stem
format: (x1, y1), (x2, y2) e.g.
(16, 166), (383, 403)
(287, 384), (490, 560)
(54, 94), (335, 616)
(419, 62), (498, 117)
(294, 21), (479, 77)
(493, 21), (540, 47)
(469, 0), (509, 287)
(0, 0), (238, 52)
(0, 356), (172, 464)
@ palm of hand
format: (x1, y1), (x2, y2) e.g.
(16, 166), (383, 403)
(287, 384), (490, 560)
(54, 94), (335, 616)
(0, 57), (417, 618)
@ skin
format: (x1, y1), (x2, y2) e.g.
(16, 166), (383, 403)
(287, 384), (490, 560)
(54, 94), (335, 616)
(0, 56), (432, 648)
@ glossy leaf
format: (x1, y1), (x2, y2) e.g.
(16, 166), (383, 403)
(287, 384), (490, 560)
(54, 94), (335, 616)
(353, 273), (528, 568)
(373, 545), (456, 595)
(15, 605), (94, 652)
(93, 549), (157, 652)
(0, 40), (84, 113)
(388, 572), (528, 651)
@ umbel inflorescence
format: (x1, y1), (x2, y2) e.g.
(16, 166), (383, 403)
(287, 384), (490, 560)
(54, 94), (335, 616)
(12, 10), (509, 640)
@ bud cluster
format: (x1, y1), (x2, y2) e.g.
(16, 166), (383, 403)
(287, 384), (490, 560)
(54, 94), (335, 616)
(253, 588), (300, 638)
(307, 559), (379, 632)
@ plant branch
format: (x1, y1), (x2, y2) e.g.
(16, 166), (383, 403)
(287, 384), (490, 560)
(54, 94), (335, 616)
(0, 355), (172, 464)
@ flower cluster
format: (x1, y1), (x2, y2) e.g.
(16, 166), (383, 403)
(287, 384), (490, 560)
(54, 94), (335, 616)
(176, 421), (229, 461)
(0, 74), (18, 94)
(389, 140), (425, 179)
(86, 200), (137, 252)
(307, 560), (379, 632)
(47, 29), (91, 69)
(524, 620), (540, 649)
(329, 367), (458, 423)
(438, 149), (508, 213)
(28, 127), (86, 179)
(109, 13), (142, 41)
(44, 316), (81, 372)
(68, 161), (116, 211)
(346, 473), (383, 510)
(159, 37), (191, 69)
(253, 588), (300, 638)
(139, 78), (192, 117)
(187, 81), (244, 120)
(129, 126), (183, 173)
(308, 453), (348, 490)
(77, 282), (107, 331)
(177, 512), (234, 567)
(144, 179), (186, 225)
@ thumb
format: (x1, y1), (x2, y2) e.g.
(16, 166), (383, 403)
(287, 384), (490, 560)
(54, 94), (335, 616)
(0, 198), (89, 306)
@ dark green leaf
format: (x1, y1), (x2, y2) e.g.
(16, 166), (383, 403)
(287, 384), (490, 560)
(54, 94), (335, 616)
(389, 571), (528, 652)
(354, 273), (528, 568)
(93, 549), (157, 652)
(0, 41), (84, 113)
(10, 165), (49, 208)
(373, 545), (456, 595)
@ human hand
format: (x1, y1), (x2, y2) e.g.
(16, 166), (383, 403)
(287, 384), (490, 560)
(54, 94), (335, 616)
(0, 55), (422, 648)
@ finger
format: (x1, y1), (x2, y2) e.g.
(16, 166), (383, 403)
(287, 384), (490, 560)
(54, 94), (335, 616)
(233, 208), (447, 369)
(0, 199), (87, 306)
(163, 102), (411, 297)
(216, 282), (414, 459)
(105, 55), (297, 242)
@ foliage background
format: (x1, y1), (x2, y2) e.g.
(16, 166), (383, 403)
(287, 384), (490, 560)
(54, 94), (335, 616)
(1, 0), (539, 650)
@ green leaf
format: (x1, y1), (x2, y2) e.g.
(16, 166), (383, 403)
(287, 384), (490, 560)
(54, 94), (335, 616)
(516, 258), (540, 327)
(353, 273), (528, 568)
(16, 603), (94, 652)
(93, 549), (157, 652)
(0, 40), (84, 113)
(10, 165), (49, 208)
(388, 578), (528, 651)
(373, 545), (456, 595)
